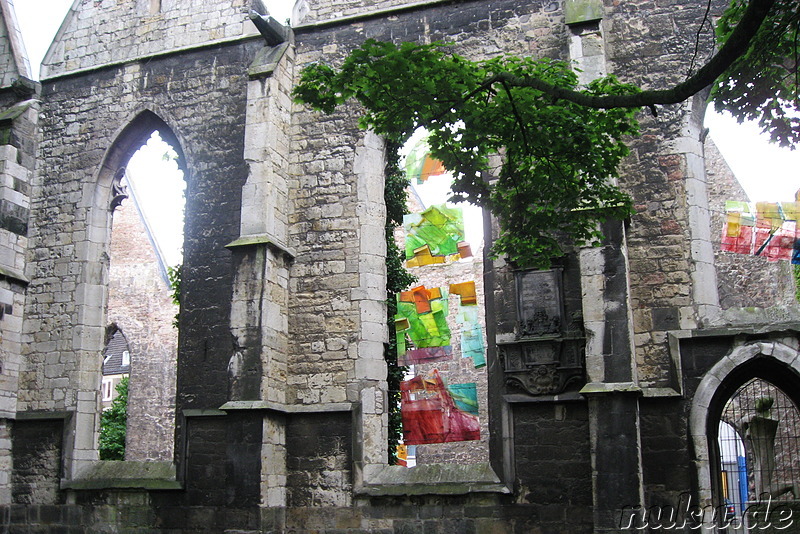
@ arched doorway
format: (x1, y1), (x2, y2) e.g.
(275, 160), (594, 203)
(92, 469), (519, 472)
(691, 341), (800, 531)
(715, 378), (800, 527)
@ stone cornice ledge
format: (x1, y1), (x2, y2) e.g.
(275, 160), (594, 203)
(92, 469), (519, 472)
(225, 233), (296, 260)
(219, 400), (353, 413)
(41, 33), (265, 82)
(579, 382), (642, 396)
(294, 0), (470, 32)
(61, 461), (182, 491)
(668, 323), (800, 340)
(357, 462), (510, 496)
(0, 264), (29, 285)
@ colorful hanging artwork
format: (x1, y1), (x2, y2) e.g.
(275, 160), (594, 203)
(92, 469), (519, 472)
(457, 306), (486, 368)
(721, 200), (799, 262)
(400, 369), (480, 445)
(396, 444), (409, 467)
(450, 281), (485, 368)
(404, 134), (447, 184)
(404, 204), (472, 267)
(395, 285), (453, 365)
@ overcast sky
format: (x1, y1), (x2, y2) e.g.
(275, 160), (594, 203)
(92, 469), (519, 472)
(13, 0), (799, 204)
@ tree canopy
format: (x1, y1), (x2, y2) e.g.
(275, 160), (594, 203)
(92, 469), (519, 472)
(294, 0), (798, 268)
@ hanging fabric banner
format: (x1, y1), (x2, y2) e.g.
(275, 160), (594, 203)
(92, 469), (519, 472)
(450, 281), (486, 368)
(720, 200), (798, 262)
(400, 369), (480, 445)
(457, 305), (486, 368)
(404, 133), (447, 184)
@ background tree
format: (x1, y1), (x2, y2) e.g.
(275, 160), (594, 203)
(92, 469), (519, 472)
(99, 376), (128, 461)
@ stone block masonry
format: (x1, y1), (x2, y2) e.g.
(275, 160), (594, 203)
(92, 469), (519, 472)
(10, 418), (63, 505)
(41, 0), (261, 79)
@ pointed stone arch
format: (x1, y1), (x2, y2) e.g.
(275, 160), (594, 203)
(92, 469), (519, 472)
(689, 341), (800, 514)
(67, 108), (188, 476)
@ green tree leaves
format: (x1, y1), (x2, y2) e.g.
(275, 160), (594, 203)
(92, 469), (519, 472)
(384, 140), (415, 464)
(295, 40), (639, 268)
(99, 376), (128, 461)
(168, 264), (181, 329)
(712, 0), (799, 146)
(294, 1), (797, 267)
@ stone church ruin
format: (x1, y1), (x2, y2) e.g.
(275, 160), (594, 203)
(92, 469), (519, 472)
(0, 0), (798, 531)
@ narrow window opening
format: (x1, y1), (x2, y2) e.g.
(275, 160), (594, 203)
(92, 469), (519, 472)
(392, 128), (488, 467)
(100, 327), (130, 409)
(104, 130), (185, 461)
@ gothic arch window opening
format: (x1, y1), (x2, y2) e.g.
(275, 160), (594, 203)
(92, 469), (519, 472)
(392, 127), (489, 467)
(103, 126), (185, 461)
(716, 377), (800, 524)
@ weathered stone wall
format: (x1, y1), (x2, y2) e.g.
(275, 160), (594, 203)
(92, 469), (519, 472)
(290, 0), (573, 479)
(639, 332), (800, 521)
(0, 78), (38, 506)
(107, 196), (177, 461)
(176, 412), (262, 507)
(293, 0), (416, 24)
(10, 418), (63, 505)
(0, 1), (30, 87)
(0, 6), (42, 500)
(513, 402), (592, 514)
(5, 0), (800, 532)
(286, 411), (352, 507)
(605, 0), (730, 387)
(0, 140), (31, 425)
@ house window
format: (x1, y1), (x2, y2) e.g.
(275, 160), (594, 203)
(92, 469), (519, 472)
(101, 378), (114, 402)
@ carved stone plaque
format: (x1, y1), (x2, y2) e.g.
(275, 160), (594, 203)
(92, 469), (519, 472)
(498, 338), (585, 396)
(515, 269), (563, 337)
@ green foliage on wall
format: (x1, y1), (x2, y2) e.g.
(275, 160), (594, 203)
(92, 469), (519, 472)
(712, 0), (799, 147)
(384, 140), (416, 464)
(168, 264), (181, 329)
(794, 264), (800, 302)
(99, 376), (128, 461)
(294, 0), (798, 268)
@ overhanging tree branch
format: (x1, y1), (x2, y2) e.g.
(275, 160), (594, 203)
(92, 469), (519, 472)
(484, 0), (776, 109)
(293, 0), (793, 267)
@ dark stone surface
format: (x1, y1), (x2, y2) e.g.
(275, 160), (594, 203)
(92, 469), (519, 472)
(177, 412), (262, 508)
(601, 220), (634, 384)
(652, 307), (681, 331)
(513, 402), (592, 514)
(11, 419), (64, 505)
(591, 394), (643, 529)
(286, 411), (352, 507)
